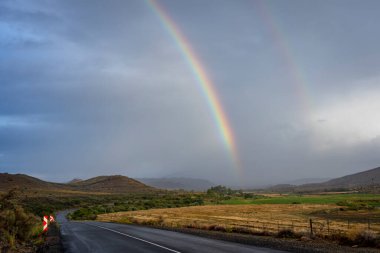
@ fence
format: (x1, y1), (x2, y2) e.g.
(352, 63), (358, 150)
(165, 215), (380, 237)
(206, 217), (380, 236)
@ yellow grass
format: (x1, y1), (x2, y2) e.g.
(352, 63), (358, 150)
(97, 204), (380, 236)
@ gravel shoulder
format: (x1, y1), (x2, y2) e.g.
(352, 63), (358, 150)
(139, 224), (379, 253)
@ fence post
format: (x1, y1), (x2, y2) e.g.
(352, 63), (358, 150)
(327, 219), (330, 235)
(309, 218), (313, 237)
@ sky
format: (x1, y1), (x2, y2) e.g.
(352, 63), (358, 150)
(1, 0), (380, 186)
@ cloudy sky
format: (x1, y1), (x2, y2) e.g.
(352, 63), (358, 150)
(1, 0), (380, 186)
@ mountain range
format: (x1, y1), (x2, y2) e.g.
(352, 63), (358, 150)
(268, 166), (380, 192)
(1, 166), (380, 194)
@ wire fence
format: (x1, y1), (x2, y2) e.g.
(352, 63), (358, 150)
(163, 215), (380, 236)
(208, 217), (380, 236)
(105, 206), (380, 237)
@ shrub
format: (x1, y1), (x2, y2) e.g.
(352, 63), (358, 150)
(328, 231), (352, 245)
(230, 226), (252, 234)
(0, 190), (40, 249)
(208, 224), (227, 232)
(277, 228), (297, 238)
(157, 215), (165, 225)
(69, 208), (97, 220)
(354, 230), (379, 247)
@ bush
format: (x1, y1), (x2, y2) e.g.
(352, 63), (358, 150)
(208, 224), (227, 232)
(354, 230), (379, 247)
(69, 208), (97, 220)
(277, 228), (297, 238)
(230, 226), (252, 234)
(327, 229), (380, 247)
(0, 190), (40, 249)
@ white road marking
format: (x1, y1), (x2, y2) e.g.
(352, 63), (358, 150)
(89, 224), (182, 253)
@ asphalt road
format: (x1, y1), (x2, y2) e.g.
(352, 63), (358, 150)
(57, 211), (286, 253)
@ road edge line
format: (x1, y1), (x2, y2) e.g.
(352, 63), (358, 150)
(89, 224), (181, 253)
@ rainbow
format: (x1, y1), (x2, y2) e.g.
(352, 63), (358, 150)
(254, 0), (312, 113)
(146, 0), (242, 174)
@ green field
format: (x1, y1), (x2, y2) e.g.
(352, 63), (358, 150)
(221, 193), (380, 207)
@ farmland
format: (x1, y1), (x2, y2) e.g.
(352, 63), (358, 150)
(97, 203), (380, 234)
(97, 193), (380, 247)
(220, 193), (380, 207)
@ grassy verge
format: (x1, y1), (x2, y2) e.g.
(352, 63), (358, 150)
(0, 189), (43, 252)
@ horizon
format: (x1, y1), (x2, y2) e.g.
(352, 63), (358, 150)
(5, 168), (373, 189)
(1, 0), (380, 186)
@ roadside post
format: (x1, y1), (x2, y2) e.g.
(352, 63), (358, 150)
(309, 219), (313, 237)
(43, 215), (49, 232)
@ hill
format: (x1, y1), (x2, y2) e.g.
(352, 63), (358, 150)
(0, 173), (68, 192)
(0, 173), (154, 195)
(69, 175), (154, 193)
(269, 166), (380, 193)
(283, 177), (331, 185)
(136, 177), (215, 191)
(320, 167), (380, 188)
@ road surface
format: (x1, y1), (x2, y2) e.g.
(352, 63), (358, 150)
(57, 211), (286, 253)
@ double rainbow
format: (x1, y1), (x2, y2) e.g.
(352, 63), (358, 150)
(146, 0), (242, 174)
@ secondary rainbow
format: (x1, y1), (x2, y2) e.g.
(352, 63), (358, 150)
(146, 0), (242, 173)
(254, 0), (312, 113)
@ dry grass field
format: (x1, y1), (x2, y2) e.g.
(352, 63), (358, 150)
(97, 204), (380, 237)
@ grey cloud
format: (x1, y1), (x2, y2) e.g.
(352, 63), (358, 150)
(1, 0), (380, 186)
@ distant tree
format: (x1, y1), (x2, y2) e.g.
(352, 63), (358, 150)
(207, 185), (234, 196)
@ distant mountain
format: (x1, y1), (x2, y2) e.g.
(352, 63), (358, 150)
(0, 173), (155, 194)
(269, 166), (380, 192)
(67, 178), (82, 184)
(136, 177), (215, 191)
(283, 177), (331, 185)
(315, 167), (380, 189)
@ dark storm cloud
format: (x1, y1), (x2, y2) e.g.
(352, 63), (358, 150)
(1, 0), (380, 185)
